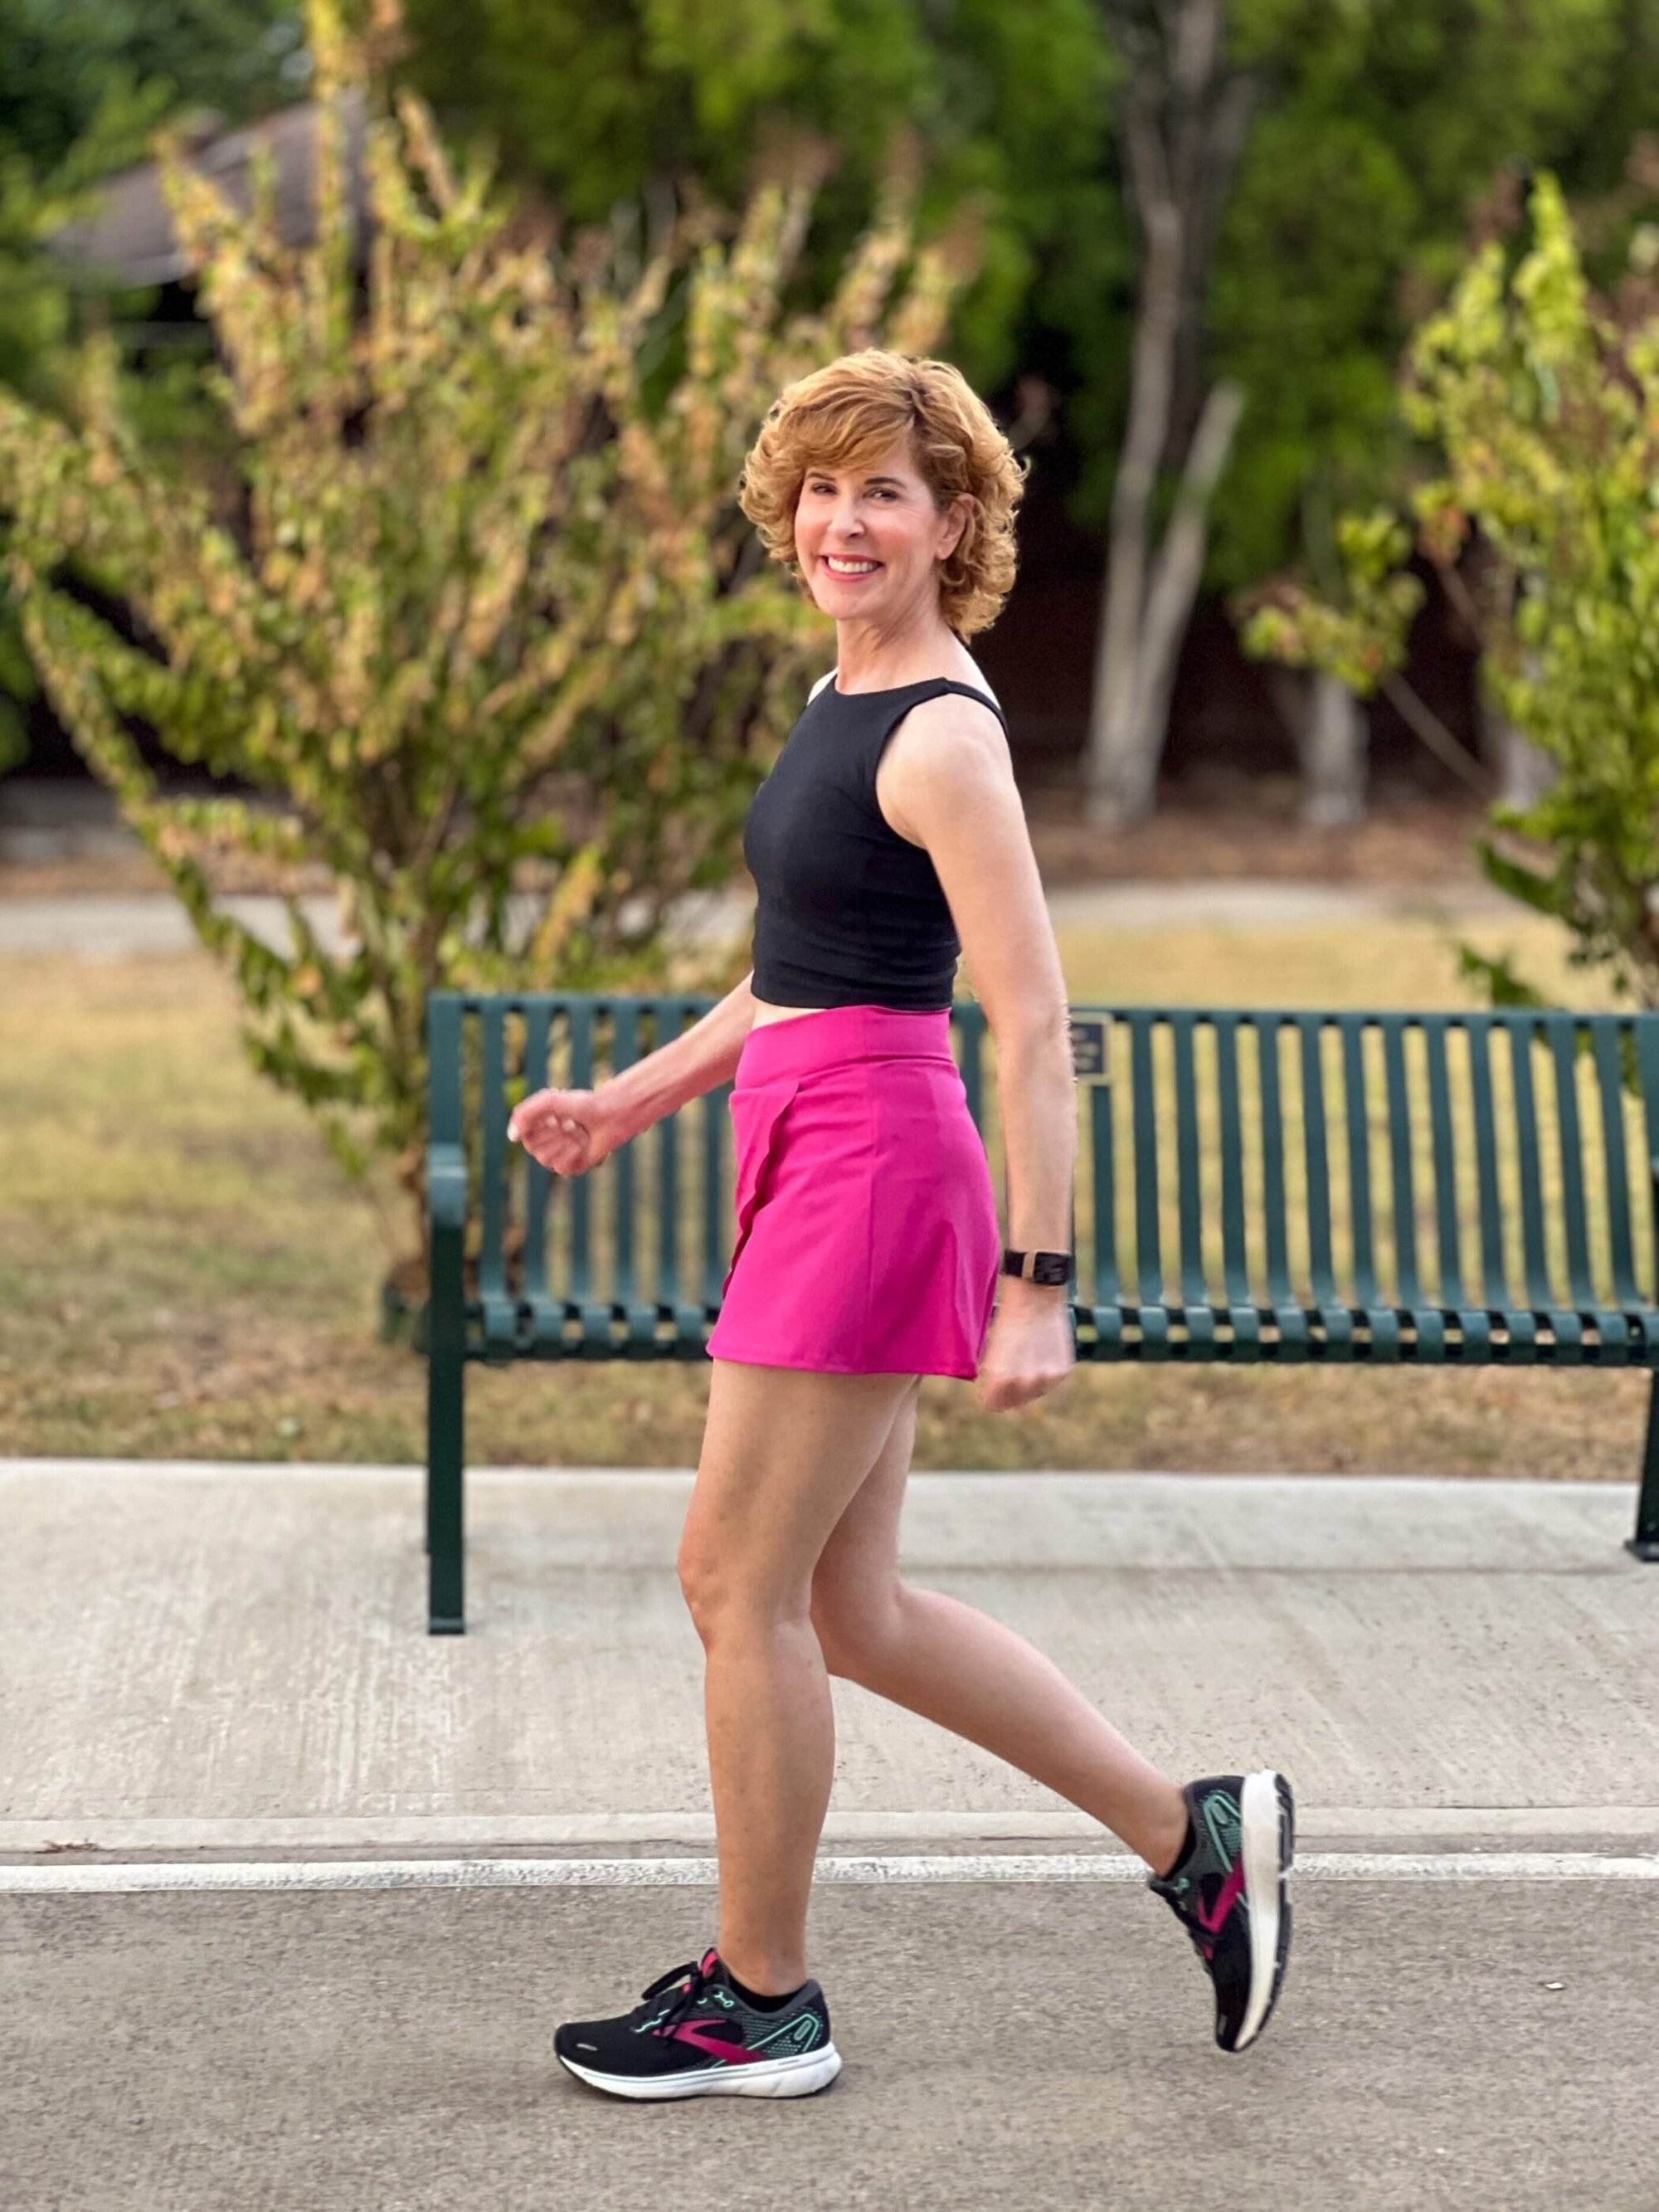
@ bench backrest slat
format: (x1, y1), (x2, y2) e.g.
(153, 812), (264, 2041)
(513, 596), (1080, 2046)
(1340, 1021), (1379, 1308)
(1128, 1011), (1163, 1305)
(1592, 1023), (1640, 1307)
(1214, 1015), (1251, 1304)
(1379, 1017), (1420, 1309)
(479, 1002), (510, 1297)
(1088, 1079), (1119, 1305)
(1467, 1019), (1506, 1305)
(1422, 1016), (1464, 1310)
(1504, 1021), (1553, 1308)
(1297, 1016), (1337, 1303)
(1255, 1012), (1293, 1305)
(1544, 1015), (1594, 1308)
(1172, 1015), (1204, 1304)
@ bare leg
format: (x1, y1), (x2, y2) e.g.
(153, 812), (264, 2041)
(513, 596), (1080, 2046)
(810, 1379), (1189, 1878)
(682, 1361), (921, 1996)
(833, 1584), (1190, 1875)
(699, 1609), (832, 1994)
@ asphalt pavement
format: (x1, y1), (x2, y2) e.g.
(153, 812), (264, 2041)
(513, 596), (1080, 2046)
(4, 1872), (1654, 2211)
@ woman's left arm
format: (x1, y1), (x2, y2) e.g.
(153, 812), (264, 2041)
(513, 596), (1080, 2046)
(881, 697), (1078, 1406)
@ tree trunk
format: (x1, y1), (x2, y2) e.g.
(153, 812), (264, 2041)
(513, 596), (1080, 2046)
(1081, 0), (1256, 834)
(1268, 667), (1368, 829)
(1297, 671), (1366, 829)
(1477, 686), (1556, 808)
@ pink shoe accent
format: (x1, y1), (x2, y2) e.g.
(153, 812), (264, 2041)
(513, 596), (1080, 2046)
(664, 2022), (764, 2063)
(1197, 1859), (1245, 1935)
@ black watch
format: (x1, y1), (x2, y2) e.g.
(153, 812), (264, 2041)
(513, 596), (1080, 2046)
(1001, 1247), (1074, 1286)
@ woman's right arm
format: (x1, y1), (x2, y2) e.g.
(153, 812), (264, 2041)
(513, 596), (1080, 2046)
(604, 969), (758, 1141)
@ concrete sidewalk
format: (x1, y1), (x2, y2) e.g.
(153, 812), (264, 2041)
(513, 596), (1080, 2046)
(2, 1461), (1654, 1858)
(0, 877), (1517, 962)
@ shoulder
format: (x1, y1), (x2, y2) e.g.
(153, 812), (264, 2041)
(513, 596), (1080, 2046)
(808, 669), (836, 702)
(887, 686), (1010, 777)
(877, 686), (1012, 844)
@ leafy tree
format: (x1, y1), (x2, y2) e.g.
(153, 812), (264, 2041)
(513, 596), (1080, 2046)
(1242, 174), (1659, 1010)
(395, 0), (1114, 394)
(0, 0), (980, 1291)
(1073, 0), (1646, 829)
(0, 0), (304, 171)
(1208, 0), (1635, 592)
(0, 0), (305, 777)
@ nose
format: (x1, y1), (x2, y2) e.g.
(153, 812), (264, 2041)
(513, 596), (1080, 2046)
(824, 491), (867, 537)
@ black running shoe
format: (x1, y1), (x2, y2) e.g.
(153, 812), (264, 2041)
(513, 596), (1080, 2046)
(1148, 1770), (1295, 2053)
(553, 1945), (841, 2100)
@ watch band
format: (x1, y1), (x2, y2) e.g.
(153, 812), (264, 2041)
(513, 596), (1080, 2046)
(1001, 1247), (1074, 1286)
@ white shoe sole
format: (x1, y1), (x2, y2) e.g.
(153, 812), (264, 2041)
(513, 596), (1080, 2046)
(557, 2041), (842, 2100)
(1234, 1767), (1293, 2051)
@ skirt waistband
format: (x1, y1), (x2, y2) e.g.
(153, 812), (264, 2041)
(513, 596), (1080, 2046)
(736, 1002), (957, 1084)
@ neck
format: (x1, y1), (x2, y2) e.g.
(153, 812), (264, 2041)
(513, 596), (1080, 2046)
(833, 609), (961, 693)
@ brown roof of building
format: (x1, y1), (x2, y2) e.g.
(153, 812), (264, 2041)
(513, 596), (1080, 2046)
(48, 90), (370, 285)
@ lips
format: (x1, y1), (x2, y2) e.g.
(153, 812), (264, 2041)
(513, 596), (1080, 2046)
(822, 556), (881, 577)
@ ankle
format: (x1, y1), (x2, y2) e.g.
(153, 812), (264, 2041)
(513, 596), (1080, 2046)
(1146, 1800), (1194, 1881)
(718, 1949), (806, 2000)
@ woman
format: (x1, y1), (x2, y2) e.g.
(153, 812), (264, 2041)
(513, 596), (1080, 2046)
(509, 349), (1295, 2098)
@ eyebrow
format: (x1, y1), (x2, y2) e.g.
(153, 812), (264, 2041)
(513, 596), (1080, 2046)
(808, 470), (906, 486)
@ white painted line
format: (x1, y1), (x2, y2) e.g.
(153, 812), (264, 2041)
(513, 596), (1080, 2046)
(0, 1459), (1640, 1498)
(2, 1806), (1654, 1854)
(2, 1852), (1656, 1896)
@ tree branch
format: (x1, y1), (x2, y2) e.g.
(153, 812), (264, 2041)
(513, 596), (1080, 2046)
(1378, 672), (1493, 797)
(1136, 376), (1245, 732)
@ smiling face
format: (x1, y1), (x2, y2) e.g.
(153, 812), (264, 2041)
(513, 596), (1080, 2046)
(793, 437), (969, 631)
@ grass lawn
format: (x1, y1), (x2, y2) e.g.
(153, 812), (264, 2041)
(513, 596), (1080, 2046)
(2, 905), (1651, 1482)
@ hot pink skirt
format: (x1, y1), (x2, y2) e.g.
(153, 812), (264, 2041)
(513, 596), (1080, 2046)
(704, 1003), (1001, 1379)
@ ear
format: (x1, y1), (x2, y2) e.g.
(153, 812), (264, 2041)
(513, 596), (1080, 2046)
(936, 493), (971, 565)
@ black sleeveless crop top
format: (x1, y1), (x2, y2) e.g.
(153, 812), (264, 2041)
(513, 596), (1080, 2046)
(743, 673), (1010, 1011)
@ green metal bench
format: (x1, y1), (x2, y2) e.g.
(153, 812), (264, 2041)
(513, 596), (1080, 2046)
(425, 992), (1659, 1631)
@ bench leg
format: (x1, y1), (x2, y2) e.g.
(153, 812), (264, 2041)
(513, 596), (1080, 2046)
(427, 1335), (466, 1631)
(1626, 1369), (1659, 1562)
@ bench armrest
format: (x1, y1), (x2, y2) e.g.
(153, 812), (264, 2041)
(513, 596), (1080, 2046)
(429, 1143), (468, 1231)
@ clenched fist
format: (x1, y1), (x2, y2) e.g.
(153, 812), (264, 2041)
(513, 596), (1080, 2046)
(507, 1084), (632, 1176)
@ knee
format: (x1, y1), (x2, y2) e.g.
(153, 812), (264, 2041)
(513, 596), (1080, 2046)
(677, 1543), (802, 1644)
(810, 1579), (906, 1682)
(676, 1543), (728, 1640)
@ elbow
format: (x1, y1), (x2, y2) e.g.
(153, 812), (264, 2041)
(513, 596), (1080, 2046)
(995, 996), (1070, 1042)
(995, 1005), (1073, 1067)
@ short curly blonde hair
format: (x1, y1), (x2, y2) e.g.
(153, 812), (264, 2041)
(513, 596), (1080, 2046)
(737, 349), (1027, 641)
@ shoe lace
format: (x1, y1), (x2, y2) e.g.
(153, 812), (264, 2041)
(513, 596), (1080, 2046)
(635, 1952), (718, 2037)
